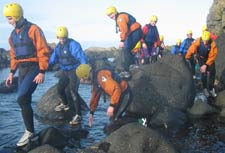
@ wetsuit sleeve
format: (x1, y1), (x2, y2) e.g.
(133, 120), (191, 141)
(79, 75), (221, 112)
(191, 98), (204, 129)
(8, 37), (18, 74)
(206, 41), (218, 66)
(49, 47), (58, 66)
(90, 86), (102, 114)
(29, 25), (50, 73)
(116, 14), (129, 42)
(185, 38), (200, 59)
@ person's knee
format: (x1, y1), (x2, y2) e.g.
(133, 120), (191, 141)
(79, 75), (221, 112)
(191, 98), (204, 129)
(17, 95), (31, 108)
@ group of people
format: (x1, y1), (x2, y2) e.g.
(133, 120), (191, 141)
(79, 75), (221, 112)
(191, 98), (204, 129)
(2, 2), (219, 148)
(2, 3), (134, 147)
(105, 6), (165, 78)
(170, 26), (218, 98)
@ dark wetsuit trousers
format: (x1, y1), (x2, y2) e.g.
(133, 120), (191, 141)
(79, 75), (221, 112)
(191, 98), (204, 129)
(201, 63), (216, 90)
(57, 69), (81, 115)
(17, 63), (39, 133)
(122, 28), (142, 71)
(113, 87), (133, 120)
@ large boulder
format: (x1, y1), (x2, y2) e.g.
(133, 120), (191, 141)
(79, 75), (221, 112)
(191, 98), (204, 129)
(126, 54), (195, 129)
(215, 33), (225, 89)
(35, 84), (89, 123)
(84, 47), (120, 59)
(207, 0), (225, 35)
(0, 77), (18, 93)
(78, 123), (178, 153)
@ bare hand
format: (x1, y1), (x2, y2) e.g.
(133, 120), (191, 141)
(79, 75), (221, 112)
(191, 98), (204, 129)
(119, 42), (124, 48)
(5, 73), (13, 87)
(33, 73), (45, 84)
(107, 106), (114, 118)
(89, 114), (93, 127)
(200, 64), (207, 73)
(142, 43), (147, 49)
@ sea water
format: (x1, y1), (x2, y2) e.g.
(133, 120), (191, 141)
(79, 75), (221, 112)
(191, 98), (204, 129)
(0, 68), (225, 152)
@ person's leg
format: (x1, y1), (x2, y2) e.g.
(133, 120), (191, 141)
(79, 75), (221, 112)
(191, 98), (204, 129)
(207, 63), (216, 90)
(68, 69), (82, 125)
(68, 69), (80, 115)
(17, 65), (39, 146)
(207, 63), (217, 97)
(190, 56), (196, 77)
(113, 88), (133, 120)
(123, 28), (142, 71)
(201, 71), (210, 97)
(57, 74), (69, 105)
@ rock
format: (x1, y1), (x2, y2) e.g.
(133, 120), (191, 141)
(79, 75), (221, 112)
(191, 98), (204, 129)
(215, 33), (225, 90)
(0, 48), (10, 69)
(28, 144), (61, 153)
(78, 123), (178, 153)
(188, 100), (219, 117)
(207, 0), (225, 35)
(126, 54), (195, 130)
(0, 77), (18, 93)
(35, 84), (89, 123)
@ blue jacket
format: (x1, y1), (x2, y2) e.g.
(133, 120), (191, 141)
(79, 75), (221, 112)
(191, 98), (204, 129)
(179, 38), (195, 55)
(49, 38), (88, 71)
(171, 45), (181, 54)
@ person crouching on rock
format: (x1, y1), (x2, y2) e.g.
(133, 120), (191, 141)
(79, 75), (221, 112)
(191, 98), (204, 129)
(75, 63), (133, 127)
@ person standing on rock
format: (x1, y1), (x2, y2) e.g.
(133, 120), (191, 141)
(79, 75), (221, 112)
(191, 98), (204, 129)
(180, 30), (196, 79)
(185, 31), (218, 98)
(75, 62), (133, 127)
(49, 26), (88, 125)
(3, 3), (50, 147)
(141, 15), (161, 64)
(106, 6), (142, 78)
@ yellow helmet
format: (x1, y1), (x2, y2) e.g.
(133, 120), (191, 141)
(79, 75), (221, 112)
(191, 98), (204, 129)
(186, 30), (192, 35)
(202, 31), (210, 41)
(56, 26), (68, 38)
(3, 3), (23, 21)
(132, 41), (141, 53)
(106, 6), (117, 16)
(202, 25), (208, 32)
(76, 64), (91, 79)
(159, 35), (164, 41)
(176, 39), (182, 45)
(150, 15), (158, 23)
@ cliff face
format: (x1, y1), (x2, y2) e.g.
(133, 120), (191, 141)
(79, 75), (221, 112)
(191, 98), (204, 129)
(207, 0), (225, 35)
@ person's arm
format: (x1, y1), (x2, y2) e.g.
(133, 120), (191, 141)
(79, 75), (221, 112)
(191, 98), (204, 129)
(89, 86), (102, 127)
(70, 40), (88, 64)
(179, 40), (186, 54)
(29, 25), (50, 74)
(116, 14), (129, 42)
(185, 38), (200, 60)
(140, 25), (148, 43)
(8, 37), (18, 74)
(205, 41), (218, 66)
(29, 25), (50, 84)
